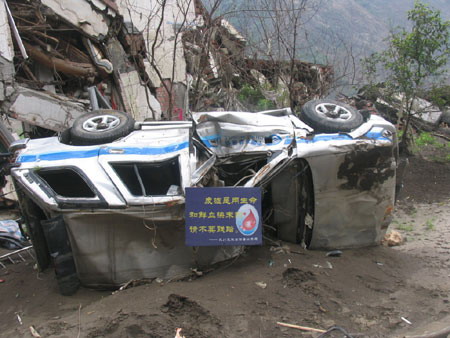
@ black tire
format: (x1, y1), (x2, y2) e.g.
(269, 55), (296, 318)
(70, 110), (135, 145)
(300, 99), (363, 133)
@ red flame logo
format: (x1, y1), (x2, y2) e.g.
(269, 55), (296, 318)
(242, 210), (256, 230)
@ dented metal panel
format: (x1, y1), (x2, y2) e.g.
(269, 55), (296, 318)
(193, 111), (296, 156)
(64, 209), (243, 287)
(283, 117), (397, 249)
(304, 142), (396, 249)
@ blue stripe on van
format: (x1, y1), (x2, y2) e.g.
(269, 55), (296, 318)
(17, 142), (189, 163)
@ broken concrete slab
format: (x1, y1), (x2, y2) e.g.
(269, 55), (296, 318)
(34, 65), (56, 93)
(116, 0), (192, 84)
(41, 0), (110, 39)
(119, 70), (162, 121)
(0, 1), (15, 104)
(104, 37), (162, 120)
(0, 57), (14, 83)
(9, 87), (88, 132)
(105, 38), (135, 74)
(410, 97), (443, 126)
(0, 2), (14, 62)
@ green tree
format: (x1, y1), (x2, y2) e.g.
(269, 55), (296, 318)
(364, 1), (449, 152)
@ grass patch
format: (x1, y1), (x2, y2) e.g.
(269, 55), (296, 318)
(413, 132), (450, 162)
(431, 153), (450, 163)
(414, 132), (450, 149)
(396, 223), (414, 231)
(238, 84), (276, 111)
(424, 218), (436, 230)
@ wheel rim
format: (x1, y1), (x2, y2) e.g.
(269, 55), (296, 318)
(82, 115), (121, 132)
(315, 103), (352, 120)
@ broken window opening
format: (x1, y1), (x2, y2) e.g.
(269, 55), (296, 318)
(111, 157), (181, 196)
(217, 154), (267, 186)
(37, 169), (95, 198)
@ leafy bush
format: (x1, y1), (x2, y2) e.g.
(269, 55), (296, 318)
(423, 85), (450, 108)
(415, 132), (438, 147)
(238, 84), (276, 110)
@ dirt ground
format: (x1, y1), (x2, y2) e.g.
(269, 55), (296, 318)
(0, 155), (449, 338)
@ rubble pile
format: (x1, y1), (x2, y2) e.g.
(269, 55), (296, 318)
(0, 0), (333, 138)
(353, 86), (450, 138)
(1, 0), (166, 134)
(182, 4), (332, 111)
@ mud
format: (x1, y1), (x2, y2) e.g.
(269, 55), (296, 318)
(338, 146), (395, 191)
(282, 267), (316, 287)
(0, 155), (449, 337)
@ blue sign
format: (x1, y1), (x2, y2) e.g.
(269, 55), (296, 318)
(185, 187), (262, 246)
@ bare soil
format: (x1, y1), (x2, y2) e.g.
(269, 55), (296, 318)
(0, 155), (449, 338)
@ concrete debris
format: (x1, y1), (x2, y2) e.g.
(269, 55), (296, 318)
(255, 281), (267, 289)
(410, 96), (443, 126)
(355, 88), (447, 129)
(0, 3), (15, 62)
(40, 0), (110, 38)
(9, 87), (87, 132)
(383, 230), (404, 247)
(119, 70), (162, 121)
(0, 0), (332, 139)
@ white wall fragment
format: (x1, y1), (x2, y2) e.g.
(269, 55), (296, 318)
(116, 0), (195, 83)
(119, 70), (162, 121)
(9, 87), (88, 131)
(41, 0), (109, 39)
(89, 0), (107, 11)
(0, 2), (14, 62)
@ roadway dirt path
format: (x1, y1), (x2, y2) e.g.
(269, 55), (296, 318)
(0, 156), (449, 338)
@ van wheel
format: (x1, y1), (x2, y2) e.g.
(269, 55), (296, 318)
(70, 110), (135, 145)
(301, 99), (363, 133)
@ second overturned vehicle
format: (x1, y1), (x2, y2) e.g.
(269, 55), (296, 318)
(10, 100), (397, 294)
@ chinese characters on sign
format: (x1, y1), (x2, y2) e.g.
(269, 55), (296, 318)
(185, 187), (262, 246)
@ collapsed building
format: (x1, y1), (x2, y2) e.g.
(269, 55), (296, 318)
(0, 0), (332, 139)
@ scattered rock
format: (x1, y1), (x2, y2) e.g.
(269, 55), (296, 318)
(255, 281), (267, 289)
(383, 230), (404, 246)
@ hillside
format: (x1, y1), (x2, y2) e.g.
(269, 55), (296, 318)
(306, 0), (450, 58)
(222, 0), (450, 62)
